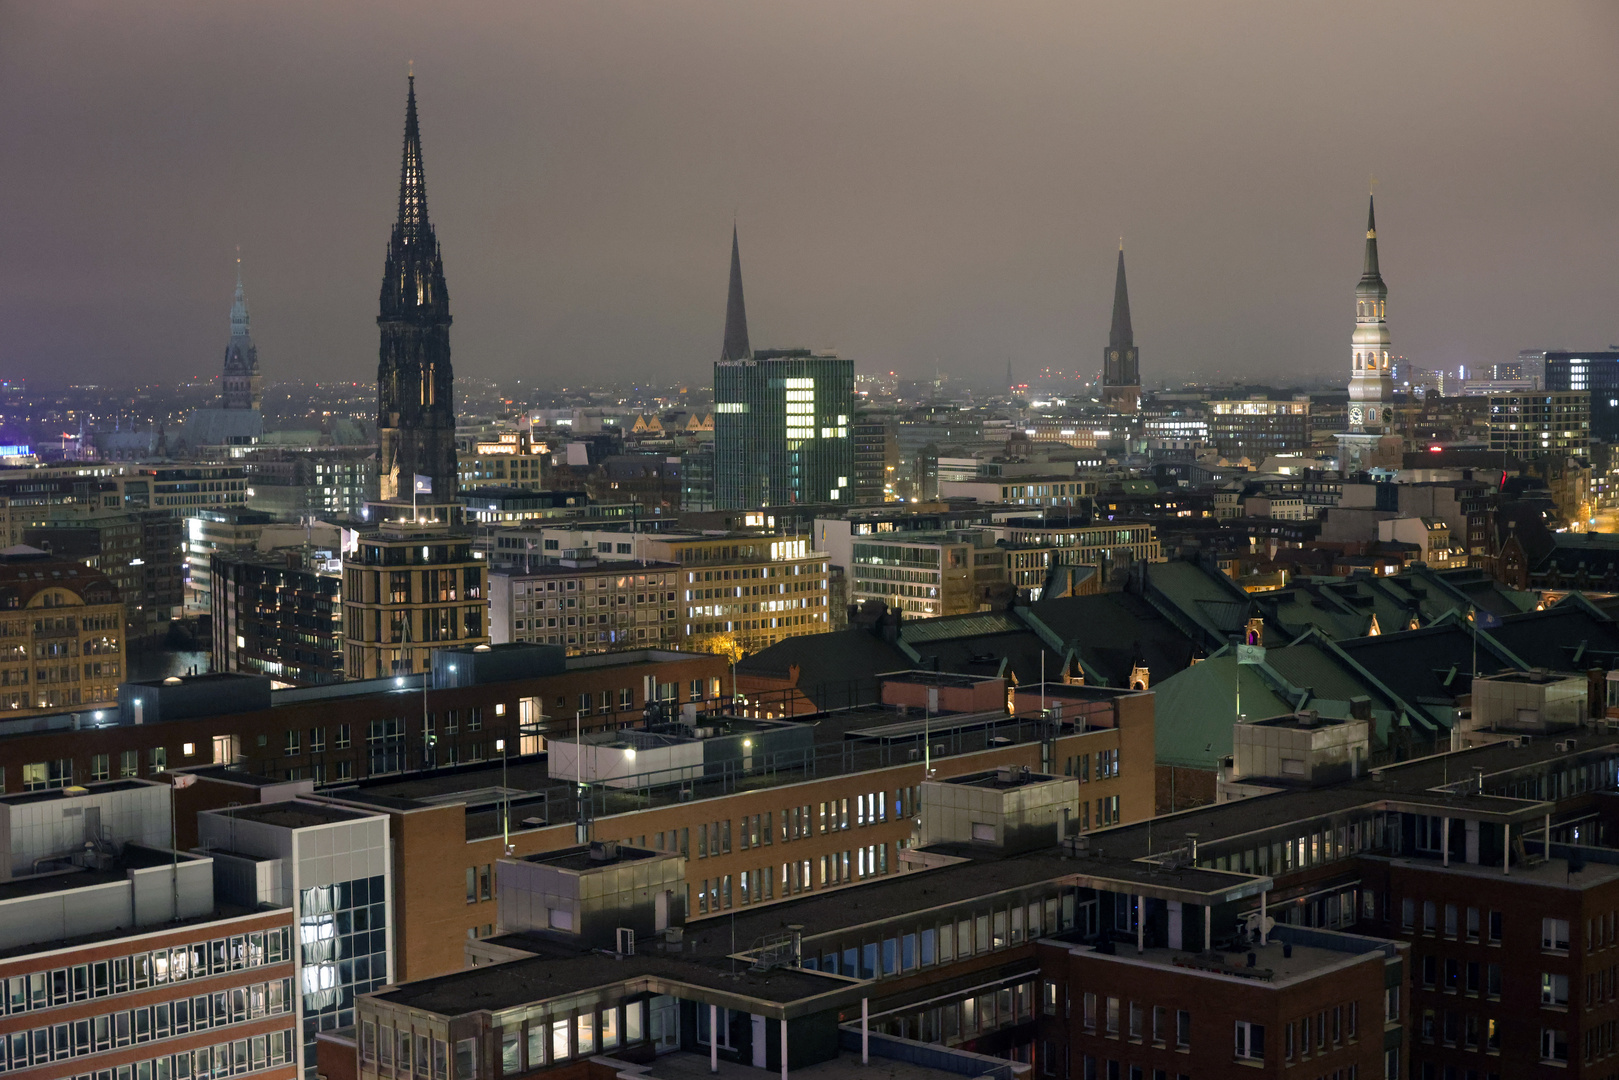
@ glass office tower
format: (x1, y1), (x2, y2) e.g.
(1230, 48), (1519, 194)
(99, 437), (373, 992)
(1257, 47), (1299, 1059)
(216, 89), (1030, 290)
(713, 350), (854, 509)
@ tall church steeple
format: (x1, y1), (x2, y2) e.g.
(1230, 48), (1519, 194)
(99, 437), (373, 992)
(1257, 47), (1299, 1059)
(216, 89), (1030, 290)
(221, 254), (261, 411)
(1347, 194), (1394, 434)
(720, 226), (751, 363)
(377, 74), (458, 503)
(1101, 243), (1140, 412)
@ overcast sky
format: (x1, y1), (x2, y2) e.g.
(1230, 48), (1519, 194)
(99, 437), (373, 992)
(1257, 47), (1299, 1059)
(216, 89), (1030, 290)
(4, 1), (1619, 391)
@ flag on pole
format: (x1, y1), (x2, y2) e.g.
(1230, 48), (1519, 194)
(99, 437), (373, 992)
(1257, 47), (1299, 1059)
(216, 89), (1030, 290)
(171, 774), (197, 789)
(413, 474), (433, 495)
(1471, 606), (1502, 630)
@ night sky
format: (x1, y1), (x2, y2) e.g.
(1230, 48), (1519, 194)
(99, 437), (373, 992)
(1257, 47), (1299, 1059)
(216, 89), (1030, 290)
(4, 2), (1619, 389)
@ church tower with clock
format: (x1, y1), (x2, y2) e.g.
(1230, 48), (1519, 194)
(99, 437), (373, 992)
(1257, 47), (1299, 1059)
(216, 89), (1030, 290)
(1338, 195), (1400, 471)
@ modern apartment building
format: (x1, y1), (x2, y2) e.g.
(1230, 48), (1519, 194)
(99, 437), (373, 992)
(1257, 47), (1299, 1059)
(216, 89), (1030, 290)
(211, 545), (344, 686)
(852, 411), (899, 504)
(488, 558), (678, 653)
(340, 519), (488, 680)
(0, 548), (124, 716)
(713, 350), (854, 509)
(1488, 390), (1591, 459)
(184, 509), (275, 614)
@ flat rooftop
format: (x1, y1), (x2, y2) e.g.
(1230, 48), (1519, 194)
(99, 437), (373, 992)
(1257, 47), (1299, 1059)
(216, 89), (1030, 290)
(637, 1049), (1005, 1080)
(1479, 670), (1581, 686)
(518, 844), (673, 873)
(1250, 713), (1362, 731)
(1366, 853), (1619, 890)
(0, 846), (202, 904)
(176, 766), (300, 788)
(321, 703), (1089, 842)
(0, 901), (280, 961)
(0, 778), (154, 805)
(375, 940), (852, 1015)
(942, 768), (1064, 790)
(1091, 734), (1619, 865)
(206, 801), (375, 830)
(1059, 931), (1389, 988)
(491, 560), (679, 578)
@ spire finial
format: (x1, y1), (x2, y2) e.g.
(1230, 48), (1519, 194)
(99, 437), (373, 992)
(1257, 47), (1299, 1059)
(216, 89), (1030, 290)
(397, 72), (429, 242)
(229, 249), (250, 340)
(1119, 236), (1124, 252)
(408, 58), (414, 79)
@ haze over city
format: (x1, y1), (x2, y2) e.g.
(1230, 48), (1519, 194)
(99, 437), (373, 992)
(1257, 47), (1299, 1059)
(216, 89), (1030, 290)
(6, 1), (1619, 388)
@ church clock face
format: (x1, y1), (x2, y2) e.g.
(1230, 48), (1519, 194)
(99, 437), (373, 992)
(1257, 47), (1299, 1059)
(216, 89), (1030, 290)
(1348, 406), (1363, 425)
(1382, 407), (1393, 423)
(1110, 350), (1120, 361)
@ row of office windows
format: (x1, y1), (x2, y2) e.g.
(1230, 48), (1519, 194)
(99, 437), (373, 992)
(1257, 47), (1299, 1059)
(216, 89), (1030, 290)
(802, 892), (1078, 981)
(362, 1001), (645, 1078)
(49, 1030), (296, 1080)
(0, 930), (290, 1016)
(697, 845), (897, 914)
(0, 980), (293, 1073)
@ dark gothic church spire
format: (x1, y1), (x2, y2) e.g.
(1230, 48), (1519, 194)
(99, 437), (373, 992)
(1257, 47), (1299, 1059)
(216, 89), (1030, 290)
(397, 76), (429, 247)
(377, 74), (458, 503)
(1109, 245), (1133, 350)
(720, 226), (751, 363)
(1101, 243), (1140, 412)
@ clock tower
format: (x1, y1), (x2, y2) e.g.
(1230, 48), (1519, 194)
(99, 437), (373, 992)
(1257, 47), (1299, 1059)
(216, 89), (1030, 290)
(1347, 195), (1393, 433)
(1338, 195), (1400, 472)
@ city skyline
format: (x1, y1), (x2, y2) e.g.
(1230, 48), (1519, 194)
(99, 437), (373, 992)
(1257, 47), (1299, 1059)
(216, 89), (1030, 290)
(4, 3), (1619, 391)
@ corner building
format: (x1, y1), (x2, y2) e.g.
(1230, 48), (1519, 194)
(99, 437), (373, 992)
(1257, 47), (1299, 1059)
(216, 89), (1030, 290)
(341, 519), (488, 679)
(0, 549), (124, 715)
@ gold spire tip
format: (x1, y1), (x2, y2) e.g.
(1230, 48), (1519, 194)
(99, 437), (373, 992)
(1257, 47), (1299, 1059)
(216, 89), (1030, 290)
(408, 59), (414, 79)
